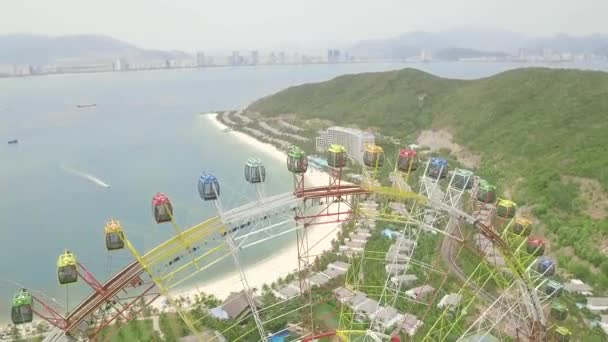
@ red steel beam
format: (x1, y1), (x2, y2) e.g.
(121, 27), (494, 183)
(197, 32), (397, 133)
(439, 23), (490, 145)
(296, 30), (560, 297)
(65, 261), (146, 334)
(31, 295), (68, 330)
(89, 283), (160, 337)
(302, 331), (337, 342)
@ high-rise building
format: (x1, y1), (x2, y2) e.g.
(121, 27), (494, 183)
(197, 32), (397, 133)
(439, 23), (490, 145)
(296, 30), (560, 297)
(316, 127), (375, 164)
(278, 52), (286, 64)
(196, 52), (206, 67)
(420, 49), (432, 62)
(327, 49), (342, 63)
(250, 51), (259, 65)
(113, 58), (129, 71)
(231, 51), (241, 65)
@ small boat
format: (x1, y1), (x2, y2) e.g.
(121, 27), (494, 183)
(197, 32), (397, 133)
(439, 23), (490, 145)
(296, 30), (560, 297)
(8, 139), (18, 144)
(77, 104), (97, 108)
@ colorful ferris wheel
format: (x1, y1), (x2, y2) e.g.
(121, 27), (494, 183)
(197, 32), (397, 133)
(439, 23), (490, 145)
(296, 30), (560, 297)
(9, 143), (572, 342)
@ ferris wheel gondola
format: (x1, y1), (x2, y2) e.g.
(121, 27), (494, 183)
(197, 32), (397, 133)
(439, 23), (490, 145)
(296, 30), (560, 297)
(512, 217), (532, 236)
(476, 179), (496, 203)
(397, 148), (418, 172)
(363, 144), (384, 168)
(427, 157), (448, 179)
(57, 250), (78, 285)
(244, 158), (266, 184)
(10, 288), (33, 324)
(452, 168), (474, 189)
(152, 192), (174, 223)
(527, 236), (546, 256)
(198, 173), (220, 201)
(287, 145), (308, 173)
(496, 198), (517, 218)
(327, 144), (347, 168)
(537, 256), (556, 276)
(104, 219), (124, 250)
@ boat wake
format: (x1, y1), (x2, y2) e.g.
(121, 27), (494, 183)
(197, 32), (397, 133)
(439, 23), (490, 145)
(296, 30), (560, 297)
(61, 165), (111, 188)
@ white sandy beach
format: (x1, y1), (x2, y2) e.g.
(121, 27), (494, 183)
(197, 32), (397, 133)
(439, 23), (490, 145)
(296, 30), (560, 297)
(157, 113), (349, 307)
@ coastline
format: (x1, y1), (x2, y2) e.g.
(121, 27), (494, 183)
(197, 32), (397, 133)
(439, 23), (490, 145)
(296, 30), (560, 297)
(160, 113), (342, 307)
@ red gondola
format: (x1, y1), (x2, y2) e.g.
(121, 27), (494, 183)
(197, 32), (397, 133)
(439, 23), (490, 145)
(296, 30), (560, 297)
(398, 148), (418, 172)
(152, 192), (173, 223)
(527, 236), (545, 256)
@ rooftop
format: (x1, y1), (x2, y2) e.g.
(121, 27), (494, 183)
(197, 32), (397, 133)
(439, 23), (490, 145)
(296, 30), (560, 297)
(327, 126), (374, 137)
(322, 267), (345, 279)
(222, 292), (251, 320)
(328, 261), (351, 271)
(345, 240), (367, 248)
(349, 292), (370, 308)
(310, 273), (331, 286)
(374, 306), (401, 327)
(400, 313), (423, 336)
(564, 280), (593, 294)
(356, 298), (381, 315)
(277, 284), (300, 299)
(587, 297), (608, 306)
(438, 293), (462, 308)
(333, 287), (355, 301)
(209, 307), (229, 320)
(391, 274), (418, 284)
(406, 285), (435, 299)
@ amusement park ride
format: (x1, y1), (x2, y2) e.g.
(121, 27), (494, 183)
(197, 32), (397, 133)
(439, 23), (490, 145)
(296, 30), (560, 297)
(9, 143), (573, 342)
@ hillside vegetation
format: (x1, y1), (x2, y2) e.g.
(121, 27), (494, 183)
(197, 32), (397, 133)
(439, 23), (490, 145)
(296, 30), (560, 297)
(249, 67), (608, 289)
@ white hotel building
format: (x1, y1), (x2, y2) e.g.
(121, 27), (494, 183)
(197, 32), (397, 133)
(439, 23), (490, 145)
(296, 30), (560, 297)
(315, 127), (375, 164)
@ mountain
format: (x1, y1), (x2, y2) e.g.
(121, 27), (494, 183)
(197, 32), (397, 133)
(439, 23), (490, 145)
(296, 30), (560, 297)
(349, 28), (526, 58)
(433, 48), (508, 61)
(249, 67), (608, 291)
(349, 29), (608, 58)
(0, 34), (189, 66)
(524, 33), (608, 54)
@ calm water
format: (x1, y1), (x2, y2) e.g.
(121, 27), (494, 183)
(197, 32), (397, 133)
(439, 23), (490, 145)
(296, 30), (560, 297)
(1, 61), (606, 322)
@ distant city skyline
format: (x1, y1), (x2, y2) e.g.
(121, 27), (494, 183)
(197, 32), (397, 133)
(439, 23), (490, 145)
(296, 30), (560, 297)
(1, 0), (608, 51)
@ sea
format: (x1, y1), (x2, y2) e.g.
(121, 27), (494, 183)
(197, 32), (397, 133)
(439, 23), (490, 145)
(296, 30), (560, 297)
(1, 61), (606, 322)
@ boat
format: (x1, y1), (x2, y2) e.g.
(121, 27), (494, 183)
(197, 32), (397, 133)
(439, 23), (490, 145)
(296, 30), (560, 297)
(8, 139), (18, 144)
(77, 104), (97, 108)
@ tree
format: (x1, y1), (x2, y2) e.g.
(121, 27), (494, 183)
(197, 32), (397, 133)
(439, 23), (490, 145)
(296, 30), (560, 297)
(36, 322), (50, 334)
(9, 324), (21, 341)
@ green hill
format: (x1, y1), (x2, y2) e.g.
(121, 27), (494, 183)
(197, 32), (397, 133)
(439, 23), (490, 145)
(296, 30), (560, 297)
(249, 67), (608, 289)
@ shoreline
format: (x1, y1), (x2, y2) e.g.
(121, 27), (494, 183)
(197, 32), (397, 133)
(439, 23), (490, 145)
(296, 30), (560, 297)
(159, 113), (342, 307)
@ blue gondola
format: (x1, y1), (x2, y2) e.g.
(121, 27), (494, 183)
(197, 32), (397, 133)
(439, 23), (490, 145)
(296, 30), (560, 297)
(198, 173), (220, 201)
(537, 257), (556, 276)
(427, 158), (448, 179)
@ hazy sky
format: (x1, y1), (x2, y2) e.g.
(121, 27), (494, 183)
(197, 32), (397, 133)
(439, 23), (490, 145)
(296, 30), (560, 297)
(1, 0), (607, 51)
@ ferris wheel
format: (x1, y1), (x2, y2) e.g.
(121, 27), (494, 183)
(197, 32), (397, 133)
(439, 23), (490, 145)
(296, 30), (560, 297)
(9, 142), (572, 342)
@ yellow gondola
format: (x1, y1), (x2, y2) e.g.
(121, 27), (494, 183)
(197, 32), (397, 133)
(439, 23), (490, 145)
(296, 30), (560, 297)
(512, 217), (532, 236)
(57, 250), (78, 284)
(363, 144), (384, 168)
(104, 219), (124, 250)
(496, 198), (517, 218)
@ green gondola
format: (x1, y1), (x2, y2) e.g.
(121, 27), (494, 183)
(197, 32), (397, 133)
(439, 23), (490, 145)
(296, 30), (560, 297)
(11, 289), (33, 324)
(327, 144), (347, 168)
(287, 146), (307, 173)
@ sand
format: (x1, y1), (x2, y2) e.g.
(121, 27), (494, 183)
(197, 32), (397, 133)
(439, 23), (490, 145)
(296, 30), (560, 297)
(157, 113), (347, 307)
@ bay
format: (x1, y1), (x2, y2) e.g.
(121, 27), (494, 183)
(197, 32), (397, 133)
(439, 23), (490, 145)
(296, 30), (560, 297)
(0, 61), (606, 322)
